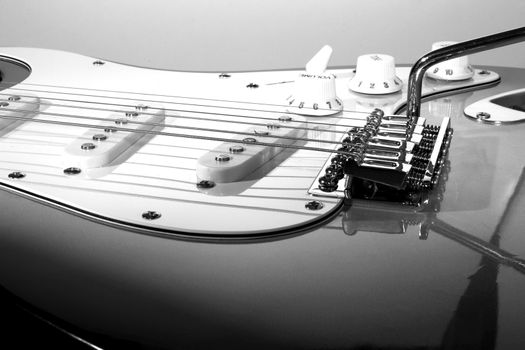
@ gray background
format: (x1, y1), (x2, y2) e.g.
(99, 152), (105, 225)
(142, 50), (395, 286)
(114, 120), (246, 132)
(0, 0), (524, 71)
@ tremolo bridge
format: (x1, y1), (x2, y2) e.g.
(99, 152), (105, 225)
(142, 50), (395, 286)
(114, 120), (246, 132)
(309, 109), (452, 206)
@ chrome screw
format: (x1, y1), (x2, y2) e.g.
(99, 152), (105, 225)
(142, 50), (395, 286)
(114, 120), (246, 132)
(243, 137), (257, 143)
(229, 145), (245, 153)
(478, 70), (491, 75)
(104, 127), (117, 133)
(8, 96), (21, 101)
(142, 211), (161, 220)
(305, 200), (324, 210)
(197, 180), (215, 189)
(92, 134), (108, 141)
(64, 167), (82, 175)
(93, 60), (105, 66)
(476, 112), (491, 120)
(81, 143), (96, 150)
(215, 154), (232, 162)
(8, 171), (25, 179)
(278, 115), (293, 122)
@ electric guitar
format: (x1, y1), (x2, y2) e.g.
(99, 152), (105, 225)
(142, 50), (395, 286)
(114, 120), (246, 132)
(0, 27), (524, 349)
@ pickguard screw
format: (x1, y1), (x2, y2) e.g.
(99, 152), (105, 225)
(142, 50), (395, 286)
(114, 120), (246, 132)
(8, 96), (20, 101)
(64, 167), (82, 175)
(305, 200), (324, 210)
(219, 73), (231, 78)
(476, 112), (491, 120)
(92, 134), (108, 141)
(197, 180), (215, 189)
(104, 127), (117, 133)
(278, 115), (293, 122)
(142, 211), (161, 220)
(246, 83), (259, 89)
(8, 171), (25, 179)
(81, 142), (96, 150)
(243, 137), (257, 143)
(478, 70), (491, 75)
(93, 60), (105, 66)
(0, 102), (9, 107)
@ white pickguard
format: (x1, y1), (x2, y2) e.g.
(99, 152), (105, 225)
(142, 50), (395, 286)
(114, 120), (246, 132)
(0, 48), (498, 237)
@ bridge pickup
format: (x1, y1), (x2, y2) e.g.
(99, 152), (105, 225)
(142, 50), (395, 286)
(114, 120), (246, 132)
(63, 105), (165, 169)
(196, 116), (307, 183)
(0, 93), (40, 135)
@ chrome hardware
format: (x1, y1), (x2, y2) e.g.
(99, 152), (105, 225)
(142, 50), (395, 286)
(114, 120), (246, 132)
(81, 143), (96, 151)
(8, 171), (25, 179)
(229, 145), (245, 153)
(63, 167), (82, 175)
(92, 134), (108, 141)
(215, 154), (232, 162)
(197, 180), (215, 189)
(0, 102), (9, 107)
(114, 118), (128, 125)
(278, 115), (293, 122)
(242, 137), (257, 143)
(476, 112), (491, 120)
(104, 127), (117, 133)
(7, 96), (20, 101)
(142, 211), (161, 220)
(92, 60), (105, 66)
(125, 112), (139, 118)
(305, 200), (324, 210)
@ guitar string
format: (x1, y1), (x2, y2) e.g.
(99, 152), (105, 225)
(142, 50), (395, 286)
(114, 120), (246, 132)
(9, 80), (405, 116)
(1, 81), (408, 125)
(0, 91), (409, 140)
(1, 85), (405, 132)
(0, 112), (361, 157)
(0, 105), (359, 148)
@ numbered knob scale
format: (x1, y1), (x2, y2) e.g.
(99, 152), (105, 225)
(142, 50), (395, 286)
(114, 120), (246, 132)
(348, 54), (402, 95)
(426, 41), (474, 81)
(287, 45), (343, 116)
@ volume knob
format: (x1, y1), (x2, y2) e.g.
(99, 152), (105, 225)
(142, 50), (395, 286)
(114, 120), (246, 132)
(287, 45), (343, 116)
(348, 54), (402, 95)
(426, 41), (474, 81)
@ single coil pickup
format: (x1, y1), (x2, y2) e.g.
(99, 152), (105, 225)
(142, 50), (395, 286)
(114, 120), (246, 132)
(0, 93), (40, 135)
(63, 105), (166, 170)
(196, 116), (307, 183)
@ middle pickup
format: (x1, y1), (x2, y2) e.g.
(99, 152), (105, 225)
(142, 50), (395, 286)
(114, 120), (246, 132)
(196, 115), (307, 183)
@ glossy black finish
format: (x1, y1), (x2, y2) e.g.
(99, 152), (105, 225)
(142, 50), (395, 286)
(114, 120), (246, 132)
(1, 67), (525, 350)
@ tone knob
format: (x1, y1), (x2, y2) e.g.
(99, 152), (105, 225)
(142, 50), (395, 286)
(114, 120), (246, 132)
(426, 41), (474, 81)
(286, 45), (343, 116)
(348, 54), (402, 95)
